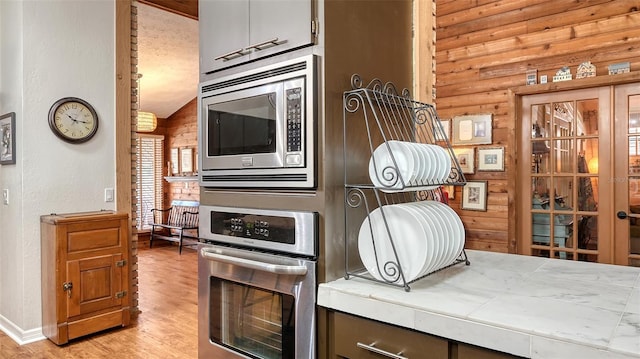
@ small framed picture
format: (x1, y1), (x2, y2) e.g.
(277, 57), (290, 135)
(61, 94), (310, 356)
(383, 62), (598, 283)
(180, 147), (194, 174)
(452, 114), (492, 145)
(170, 148), (180, 175)
(0, 112), (16, 165)
(435, 119), (450, 141)
(461, 181), (488, 211)
(478, 147), (504, 171)
(453, 147), (475, 174)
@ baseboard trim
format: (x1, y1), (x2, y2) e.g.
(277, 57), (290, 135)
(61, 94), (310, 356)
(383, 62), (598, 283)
(0, 314), (47, 345)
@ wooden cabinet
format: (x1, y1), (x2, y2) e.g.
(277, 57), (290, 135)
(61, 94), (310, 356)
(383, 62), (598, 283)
(199, 0), (315, 74)
(322, 310), (522, 359)
(41, 211), (130, 345)
(330, 311), (448, 359)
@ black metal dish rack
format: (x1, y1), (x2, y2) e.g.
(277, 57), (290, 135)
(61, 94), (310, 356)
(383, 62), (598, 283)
(343, 74), (470, 291)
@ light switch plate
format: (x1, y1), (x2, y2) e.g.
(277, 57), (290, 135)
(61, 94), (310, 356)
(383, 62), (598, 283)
(2, 189), (8, 205)
(104, 188), (114, 202)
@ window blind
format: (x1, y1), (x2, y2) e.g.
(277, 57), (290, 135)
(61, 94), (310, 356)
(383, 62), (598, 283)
(136, 134), (164, 230)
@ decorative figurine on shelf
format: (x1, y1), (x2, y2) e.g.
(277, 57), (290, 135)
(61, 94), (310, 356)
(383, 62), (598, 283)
(553, 66), (573, 82)
(608, 61), (630, 75)
(576, 61), (596, 79)
(526, 69), (537, 85)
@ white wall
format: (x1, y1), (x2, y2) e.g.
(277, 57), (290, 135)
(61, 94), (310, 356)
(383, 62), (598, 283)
(0, 0), (116, 344)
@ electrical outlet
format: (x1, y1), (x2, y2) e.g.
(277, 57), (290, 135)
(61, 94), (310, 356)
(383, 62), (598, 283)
(104, 188), (114, 202)
(2, 189), (8, 205)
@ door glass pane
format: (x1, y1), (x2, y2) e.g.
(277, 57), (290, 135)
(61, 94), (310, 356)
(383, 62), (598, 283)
(532, 177), (551, 200)
(577, 99), (599, 136)
(554, 213), (573, 249)
(532, 213), (551, 246)
(554, 139), (574, 173)
(629, 93), (640, 263)
(553, 102), (573, 137)
(578, 215), (598, 250)
(631, 177), (640, 256)
(553, 177), (573, 209)
(531, 104), (551, 139)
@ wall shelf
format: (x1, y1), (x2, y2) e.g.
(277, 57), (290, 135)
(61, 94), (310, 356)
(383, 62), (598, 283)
(164, 176), (198, 183)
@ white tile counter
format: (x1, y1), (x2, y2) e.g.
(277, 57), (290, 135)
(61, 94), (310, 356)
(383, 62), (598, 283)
(318, 250), (640, 358)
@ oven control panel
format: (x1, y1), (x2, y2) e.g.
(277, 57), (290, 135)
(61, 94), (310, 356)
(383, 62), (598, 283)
(224, 215), (294, 244)
(200, 205), (318, 257)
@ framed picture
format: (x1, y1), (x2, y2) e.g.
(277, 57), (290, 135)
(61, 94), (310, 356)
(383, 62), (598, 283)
(452, 114), (492, 145)
(0, 112), (16, 165)
(435, 119), (450, 141)
(180, 147), (194, 174)
(478, 147), (505, 171)
(453, 147), (475, 174)
(170, 148), (180, 175)
(461, 181), (488, 211)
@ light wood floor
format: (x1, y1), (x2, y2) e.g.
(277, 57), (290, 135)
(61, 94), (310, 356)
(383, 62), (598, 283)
(0, 244), (199, 358)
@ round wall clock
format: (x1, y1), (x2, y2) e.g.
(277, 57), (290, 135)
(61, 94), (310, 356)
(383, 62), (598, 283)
(48, 97), (99, 143)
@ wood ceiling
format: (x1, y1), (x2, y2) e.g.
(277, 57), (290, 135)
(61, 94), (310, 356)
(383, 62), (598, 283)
(138, 0), (198, 20)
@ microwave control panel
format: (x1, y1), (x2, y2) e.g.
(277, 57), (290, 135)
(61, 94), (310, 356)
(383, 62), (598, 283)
(286, 87), (303, 153)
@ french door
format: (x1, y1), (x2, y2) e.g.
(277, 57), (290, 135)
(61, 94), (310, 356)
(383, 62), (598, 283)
(518, 84), (640, 266)
(614, 84), (640, 266)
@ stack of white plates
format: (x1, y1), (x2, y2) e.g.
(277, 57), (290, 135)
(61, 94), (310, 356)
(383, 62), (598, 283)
(358, 200), (465, 283)
(369, 140), (451, 192)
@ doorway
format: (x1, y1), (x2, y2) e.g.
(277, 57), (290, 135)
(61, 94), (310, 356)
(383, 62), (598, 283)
(517, 83), (640, 266)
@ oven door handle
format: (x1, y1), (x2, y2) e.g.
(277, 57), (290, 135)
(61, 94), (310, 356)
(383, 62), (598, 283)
(201, 249), (308, 276)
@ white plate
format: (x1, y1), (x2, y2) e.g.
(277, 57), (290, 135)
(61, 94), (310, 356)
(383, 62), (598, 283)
(358, 204), (430, 282)
(433, 146), (452, 183)
(404, 203), (445, 275)
(369, 141), (414, 191)
(420, 201), (460, 270)
(416, 143), (438, 184)
(411, 200), (465, 270)
(430, 201), (465, 261)
(401, 142), (422, 184)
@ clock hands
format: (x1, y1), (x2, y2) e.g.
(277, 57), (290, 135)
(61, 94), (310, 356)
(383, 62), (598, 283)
(66, 112), (90, 124)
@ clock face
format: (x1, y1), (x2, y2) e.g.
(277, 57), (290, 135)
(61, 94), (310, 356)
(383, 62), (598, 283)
(48, 97), (99, 143)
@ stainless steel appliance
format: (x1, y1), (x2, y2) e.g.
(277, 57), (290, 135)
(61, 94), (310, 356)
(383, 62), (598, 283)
(198, 55), (317, 188)
(198, 205), (317, 359)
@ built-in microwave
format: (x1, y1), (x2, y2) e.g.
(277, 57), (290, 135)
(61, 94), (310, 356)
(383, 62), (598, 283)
(198, 55), (316, 188)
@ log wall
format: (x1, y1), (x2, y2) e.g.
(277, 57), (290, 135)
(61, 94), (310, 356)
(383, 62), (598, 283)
(434, 0), (640, 253)
(163, 98), (199, 204)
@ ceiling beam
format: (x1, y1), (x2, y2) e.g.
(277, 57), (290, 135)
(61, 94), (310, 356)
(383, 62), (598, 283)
(138, 0), (198, 20)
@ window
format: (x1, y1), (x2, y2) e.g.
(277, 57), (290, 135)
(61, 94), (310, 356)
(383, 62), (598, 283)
(136, 134), (164, 230)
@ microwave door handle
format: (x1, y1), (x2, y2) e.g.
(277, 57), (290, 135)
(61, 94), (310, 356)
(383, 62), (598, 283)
(201, 249), (308, 276)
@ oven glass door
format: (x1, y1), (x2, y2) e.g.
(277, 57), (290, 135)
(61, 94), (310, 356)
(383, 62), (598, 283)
(205, 83), (284, 169)
(210, 279), (295, 359)
(198, 244), (316, 359)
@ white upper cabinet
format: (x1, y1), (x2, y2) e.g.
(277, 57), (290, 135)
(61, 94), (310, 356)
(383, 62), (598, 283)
(199, 0), (315, 74)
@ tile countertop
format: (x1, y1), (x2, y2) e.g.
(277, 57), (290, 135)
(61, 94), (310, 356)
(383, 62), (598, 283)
(317, 250), (640, 359)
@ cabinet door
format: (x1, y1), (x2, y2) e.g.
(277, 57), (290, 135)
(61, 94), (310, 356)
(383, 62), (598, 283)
(248, 0), (314, 61)
(66, 254), (125, 318)
(199, 0), (250, 74)
(333, 312), (448, 359)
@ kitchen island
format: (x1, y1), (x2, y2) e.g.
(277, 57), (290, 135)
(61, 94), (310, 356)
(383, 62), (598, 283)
(318, 250), (640, 358)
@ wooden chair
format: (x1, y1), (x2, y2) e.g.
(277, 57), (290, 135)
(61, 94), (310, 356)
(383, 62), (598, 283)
(150, 200), (199, 254)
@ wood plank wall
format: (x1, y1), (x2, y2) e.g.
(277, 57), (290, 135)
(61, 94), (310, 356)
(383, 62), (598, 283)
(434, 0), (640, 253)
(163, 98), (200, 204)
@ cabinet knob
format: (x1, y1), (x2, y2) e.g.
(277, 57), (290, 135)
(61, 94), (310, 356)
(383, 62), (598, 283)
(62, 282), (73, 297)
